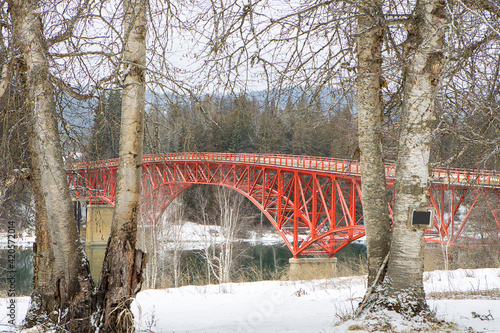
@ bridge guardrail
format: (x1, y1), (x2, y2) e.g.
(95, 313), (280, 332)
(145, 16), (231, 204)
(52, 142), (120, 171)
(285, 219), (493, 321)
(66, 152), (500, 187)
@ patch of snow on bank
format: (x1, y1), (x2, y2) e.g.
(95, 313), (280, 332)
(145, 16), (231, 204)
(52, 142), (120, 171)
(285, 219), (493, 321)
(0, 233), (35, 249)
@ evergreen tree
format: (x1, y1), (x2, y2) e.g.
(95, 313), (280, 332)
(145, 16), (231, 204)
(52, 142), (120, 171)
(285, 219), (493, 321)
(228, 95), (255, 153)
(88, 91), (121, 160)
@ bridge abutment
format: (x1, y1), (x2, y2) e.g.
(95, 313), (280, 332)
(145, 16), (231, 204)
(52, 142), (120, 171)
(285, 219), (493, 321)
(85, 204), (113, 246)
(288, 257), (337, 280)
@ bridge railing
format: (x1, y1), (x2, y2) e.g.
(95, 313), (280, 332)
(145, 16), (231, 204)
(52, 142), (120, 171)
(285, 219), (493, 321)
(432, 166), (500, 187)
(66, 158), (120, 170)
(66, 152), (500, 187)
(143, 152), (363, 175)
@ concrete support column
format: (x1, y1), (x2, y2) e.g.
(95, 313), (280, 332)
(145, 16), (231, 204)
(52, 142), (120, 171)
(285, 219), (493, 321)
(289, 257), (337, 280)
(85, 204), (113, 245)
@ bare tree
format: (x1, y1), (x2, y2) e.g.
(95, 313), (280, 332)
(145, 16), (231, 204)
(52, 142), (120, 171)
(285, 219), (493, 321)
(215, 187), (246, 283)
(8, 0), (94, 330)
(194, 186), (247, 284)
(355, 0), (392, 289)
(195, 188), (217, 284)
(370, 0), (446, 317)
(435, 0), (500, 170)
(165, 199), (186, 288)
(138, 196), (186, 289)
(96, 0), (148, 331)
(1, 0), (498, 329)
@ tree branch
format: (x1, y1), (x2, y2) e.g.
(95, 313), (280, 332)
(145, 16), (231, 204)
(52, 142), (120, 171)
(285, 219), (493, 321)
(464, 0), (500, 18)
(46, 0), (91, 47)
(1, 168), (30, 189)
(456, 0), (500, 36)
(50, 74), (96, 101)
(0, 62), (8, 99)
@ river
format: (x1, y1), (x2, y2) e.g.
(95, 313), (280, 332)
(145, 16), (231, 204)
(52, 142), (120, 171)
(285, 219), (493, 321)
(1, 242), (366, 296)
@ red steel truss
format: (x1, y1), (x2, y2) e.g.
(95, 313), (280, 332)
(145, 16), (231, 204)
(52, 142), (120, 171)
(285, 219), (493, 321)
(66, 152), (500, 257)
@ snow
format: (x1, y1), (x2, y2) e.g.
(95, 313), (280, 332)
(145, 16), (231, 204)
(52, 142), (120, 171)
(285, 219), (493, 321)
(1, 268), (499, 332)
(244, 230), (291, 245)
(151, 221), (289, 251)
(160, 221), (225, 251)
(428, 299), (498, 332)
(0, 233), (35, 250)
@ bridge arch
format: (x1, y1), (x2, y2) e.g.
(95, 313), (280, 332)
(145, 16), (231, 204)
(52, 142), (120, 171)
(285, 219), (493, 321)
(138, 160), (365, 257)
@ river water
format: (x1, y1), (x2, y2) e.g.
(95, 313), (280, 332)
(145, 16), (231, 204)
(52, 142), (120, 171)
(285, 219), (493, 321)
(1, 242), (366, 296)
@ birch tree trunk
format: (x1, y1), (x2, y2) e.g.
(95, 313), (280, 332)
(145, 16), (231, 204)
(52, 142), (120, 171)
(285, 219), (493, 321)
(355, 0), (392, 289)
(169, 200), (185, 288)
(379, 0), (446, 317)
(97, 0), (148, 330)
(217, 187), (245, 284)
(10, 0), (95, 330)
(23, 155), (58, 327)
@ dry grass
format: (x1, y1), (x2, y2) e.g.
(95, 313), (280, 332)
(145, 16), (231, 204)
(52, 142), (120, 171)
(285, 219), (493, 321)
(149, 251), (369, 287)
(147, 244), (497, 289)
(335, 256), (368, 277)
(427, 288), (500, 300)
(110, 297), (135, 333)
(424, 246), (500, 272)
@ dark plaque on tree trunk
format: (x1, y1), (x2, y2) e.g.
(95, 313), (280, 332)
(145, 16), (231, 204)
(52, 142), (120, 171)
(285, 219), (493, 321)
(409, 209), (433, 228)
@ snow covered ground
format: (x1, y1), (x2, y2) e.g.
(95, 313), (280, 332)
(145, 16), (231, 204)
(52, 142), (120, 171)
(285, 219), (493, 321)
(1, 268), (499, 332)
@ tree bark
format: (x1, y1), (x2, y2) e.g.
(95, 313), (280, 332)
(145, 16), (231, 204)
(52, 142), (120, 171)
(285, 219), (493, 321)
(23, 151), (59, 328)
(97, 0), (148, 331)
(9, 0), (95, 331)
(379, 0), (446, 317)
(355, 0), (392, 289)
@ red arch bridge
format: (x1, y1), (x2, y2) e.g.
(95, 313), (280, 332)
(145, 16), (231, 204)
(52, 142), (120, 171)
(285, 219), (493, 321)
(66, 153), (500, 257)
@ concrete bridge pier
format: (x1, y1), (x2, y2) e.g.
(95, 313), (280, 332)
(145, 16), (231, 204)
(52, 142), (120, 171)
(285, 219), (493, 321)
(85, 204), (113, 246)
(288, 257), (338, 280)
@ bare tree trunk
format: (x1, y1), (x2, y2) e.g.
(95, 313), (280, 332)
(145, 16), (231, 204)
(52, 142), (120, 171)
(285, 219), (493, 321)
(355, 0), (392, 289)
(10, 0), (94, 330)
(169, 200), (185, 288)
(379, 0), (446, 317)
(217, 187), (243, 284)
(23, 161), (58, 327)
(0, 37), (8, 99)
(197, 190), (218, 284)
(97, 0), (148, 331)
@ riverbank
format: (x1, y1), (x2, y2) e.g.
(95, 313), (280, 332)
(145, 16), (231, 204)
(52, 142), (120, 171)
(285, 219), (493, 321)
(1, 268), (499, 332)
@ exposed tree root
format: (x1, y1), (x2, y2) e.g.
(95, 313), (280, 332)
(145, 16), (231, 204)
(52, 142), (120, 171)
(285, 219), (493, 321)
(97, 237), (146, 332)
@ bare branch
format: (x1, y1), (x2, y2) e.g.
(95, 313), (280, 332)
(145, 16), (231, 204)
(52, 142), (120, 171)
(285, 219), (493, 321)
(48, 50), (119, 60)
(50, 74), (96, 101)
(0, 62), (8, 99)
(463, 0), (500, 18)
(46, 0), (92, 47)
(456, 0), (500, 37)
